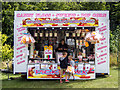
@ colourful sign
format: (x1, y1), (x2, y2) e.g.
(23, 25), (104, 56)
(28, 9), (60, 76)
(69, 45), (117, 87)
(23, 17), (99, 27)
(27, 64), (95, 79)
(44, 45), (53, 59)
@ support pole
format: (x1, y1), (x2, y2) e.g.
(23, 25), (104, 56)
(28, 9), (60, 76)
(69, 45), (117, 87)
(7, 61), (11, 80)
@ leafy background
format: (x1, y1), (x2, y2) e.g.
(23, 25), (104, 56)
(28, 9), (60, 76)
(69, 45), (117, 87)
(1, 2), (120, 65)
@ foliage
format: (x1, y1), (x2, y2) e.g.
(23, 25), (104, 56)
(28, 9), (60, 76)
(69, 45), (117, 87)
(1, 60), (13, 70)
(110, 31), (117, 52)
(0, 32), (13, 61)
(110, 25), (120, 52)
(2, 2), (14, 46)
(2, 2), (120, 53)
(110, 53), (117, 66)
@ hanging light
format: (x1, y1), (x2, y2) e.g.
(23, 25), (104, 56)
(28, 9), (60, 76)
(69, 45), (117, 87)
(75, 27), (77, 29)
(67, 27), (69, 29)
(52, 27), (54, 29)
(45, 27), (47, 29)
(37, 27), (39, 30)
(60, 27), (62, 29)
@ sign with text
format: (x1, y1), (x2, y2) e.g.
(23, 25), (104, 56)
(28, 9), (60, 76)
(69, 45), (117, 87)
(14, 11), (109, 75)
(22, 17), (99, 27)
(27, 64), (95, 79)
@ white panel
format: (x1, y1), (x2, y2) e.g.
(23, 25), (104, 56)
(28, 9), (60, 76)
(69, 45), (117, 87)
(14, 20), (28, 74)
(95, 11), (109, 74)
(14, 11), (109, 74)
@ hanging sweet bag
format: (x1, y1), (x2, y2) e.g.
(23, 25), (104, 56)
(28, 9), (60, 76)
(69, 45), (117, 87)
(21, 35), (27, 44)
(30, 35), (35, 43)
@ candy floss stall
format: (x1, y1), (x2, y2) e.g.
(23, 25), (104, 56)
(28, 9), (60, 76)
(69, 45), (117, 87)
(14, 11), (110, 80)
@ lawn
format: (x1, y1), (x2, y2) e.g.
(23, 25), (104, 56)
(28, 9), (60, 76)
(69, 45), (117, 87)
(1, 66), (118, 88)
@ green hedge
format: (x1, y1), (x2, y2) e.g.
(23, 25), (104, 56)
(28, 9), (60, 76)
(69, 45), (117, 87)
(0, 32), (13, 61)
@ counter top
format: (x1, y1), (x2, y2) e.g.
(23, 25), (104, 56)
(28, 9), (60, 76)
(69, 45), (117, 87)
(27, 62), (94, 65)
(29, 58), (79, 60)
(29, 58), (56, 60)
(28, 63), (60, 65)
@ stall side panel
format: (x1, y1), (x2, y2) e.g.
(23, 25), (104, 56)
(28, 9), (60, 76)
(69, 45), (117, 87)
(95, 11), (109, 74)
(14, 20), (28, 74)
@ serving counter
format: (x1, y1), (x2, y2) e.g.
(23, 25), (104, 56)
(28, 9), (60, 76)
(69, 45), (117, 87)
(27, 62), (95, 79)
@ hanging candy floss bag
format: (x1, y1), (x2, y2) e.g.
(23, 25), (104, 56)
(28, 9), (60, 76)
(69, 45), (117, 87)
(21, 33), (35, 44)
(85, 31), (102, 44)
(29, 35), (35, 43)
(26, 34), (29, 44)
(21, 35), (27, 44)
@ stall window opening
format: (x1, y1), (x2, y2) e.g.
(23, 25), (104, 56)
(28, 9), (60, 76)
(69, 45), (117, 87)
(27, 27), (95, 64)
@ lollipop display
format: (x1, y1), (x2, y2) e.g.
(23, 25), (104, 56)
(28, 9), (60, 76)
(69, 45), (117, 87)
(85, 31), (102, 44)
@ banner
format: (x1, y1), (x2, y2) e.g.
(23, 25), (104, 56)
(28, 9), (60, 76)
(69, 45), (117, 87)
(27, 64), (95, 79)
(22, 17), (99, 27)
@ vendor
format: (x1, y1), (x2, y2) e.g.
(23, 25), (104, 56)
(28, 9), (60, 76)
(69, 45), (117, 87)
(56, 39), (68, 52)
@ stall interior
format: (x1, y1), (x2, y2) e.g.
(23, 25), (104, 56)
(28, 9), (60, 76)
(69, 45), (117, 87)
(27, 27), (95, 65)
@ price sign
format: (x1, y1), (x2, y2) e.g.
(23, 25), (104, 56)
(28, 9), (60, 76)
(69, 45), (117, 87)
(78, 63), (83, 71)
(35, 64), (40, 70)
(41, 64), (49, 69)
(85, 63), (90, 70)
(52, 64), (57, 70)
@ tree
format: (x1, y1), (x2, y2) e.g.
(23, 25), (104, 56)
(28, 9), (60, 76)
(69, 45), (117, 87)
(2, 2), (120, 53)
(0, 32), (13, 61)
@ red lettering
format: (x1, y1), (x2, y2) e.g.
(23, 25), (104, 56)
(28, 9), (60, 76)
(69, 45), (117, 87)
(45, 70), (50, 74)
(35, 70), (38, 74)
(82, 70), (87, 74)
(17, 13), (34, 17)
(40, 70), (45, 74)
(17, 60), (25, 64)
(92, 13), (106, 17)
(81, 13), (91, 17)
(52, 70), (55, 73)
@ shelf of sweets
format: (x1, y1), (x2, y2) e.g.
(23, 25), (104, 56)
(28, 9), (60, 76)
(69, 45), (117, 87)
(29, 58), (56, 60)
(28, 59), (56, 64)
(73, 58), (95, 65)
(28, 62), (94, 65)
(28, 62), (57, 65)
(73, 58), (79, 60)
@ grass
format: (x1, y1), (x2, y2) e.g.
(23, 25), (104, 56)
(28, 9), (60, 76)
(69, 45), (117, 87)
(0, 53), (119, 88)
(1, 66), (118, 88)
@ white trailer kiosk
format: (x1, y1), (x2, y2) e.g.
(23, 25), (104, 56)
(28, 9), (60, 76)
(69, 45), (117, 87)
(14, 11), (109, 79)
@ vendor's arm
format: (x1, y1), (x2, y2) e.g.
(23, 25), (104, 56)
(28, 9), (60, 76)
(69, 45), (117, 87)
(58, 43), (64, 51)
(63, 44), (68, 50)
(55, 43), (62, 51)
